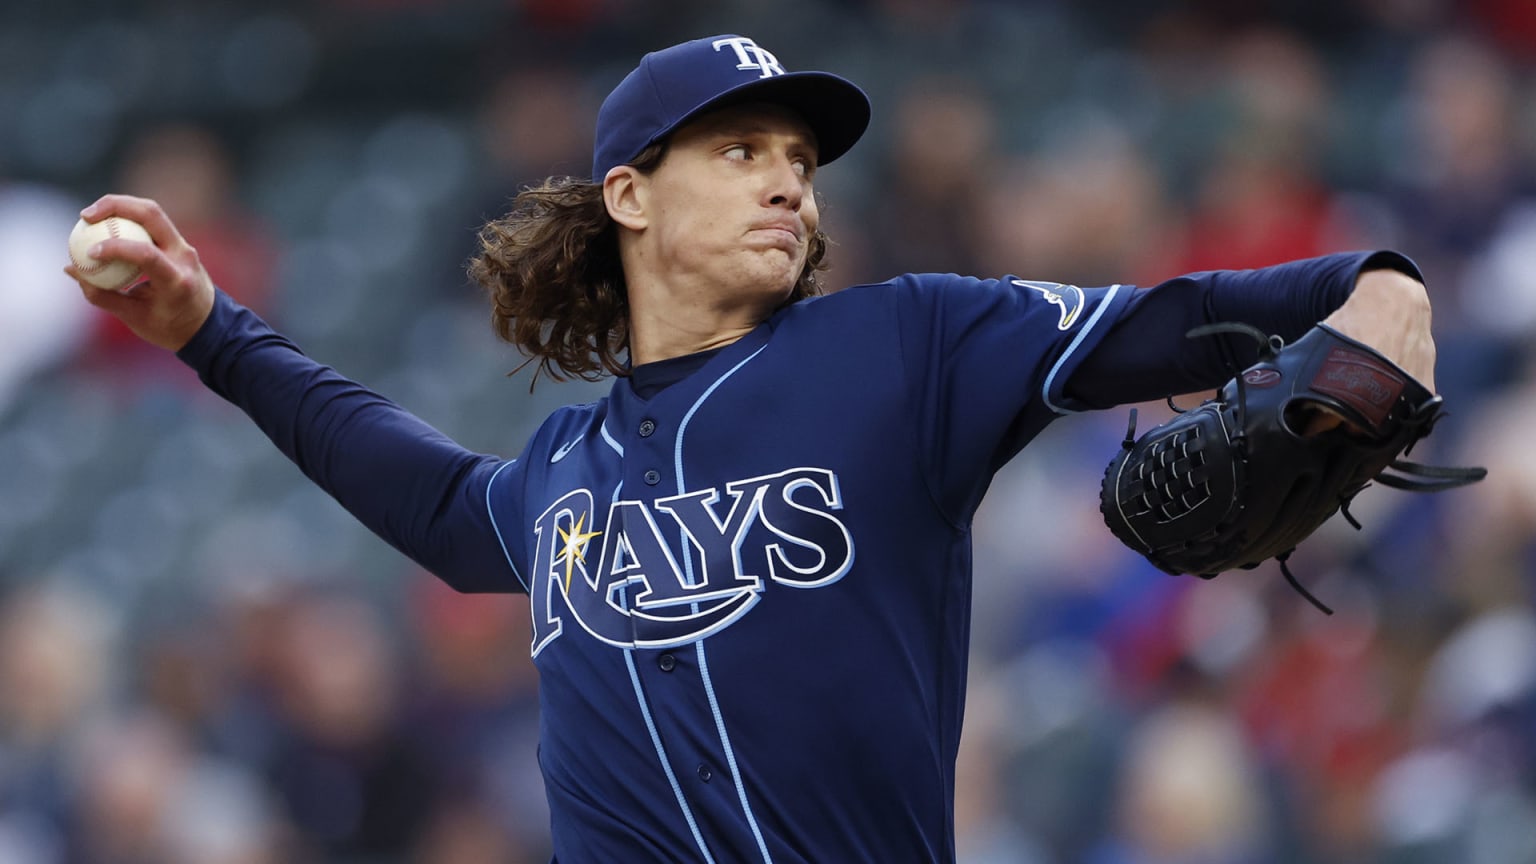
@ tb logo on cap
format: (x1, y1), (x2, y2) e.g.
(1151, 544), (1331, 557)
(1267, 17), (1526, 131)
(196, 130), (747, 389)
(712, 36), (786, 79)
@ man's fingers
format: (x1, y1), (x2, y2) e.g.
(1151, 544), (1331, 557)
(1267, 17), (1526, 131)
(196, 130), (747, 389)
(80, 194), (190, 253)
(1295, 403), (1369, 438)
(66, 264), (139, 313)
(89, 236), (164, 276)
(86, 231), (199, 294)
(1300, 409), (1346, 437)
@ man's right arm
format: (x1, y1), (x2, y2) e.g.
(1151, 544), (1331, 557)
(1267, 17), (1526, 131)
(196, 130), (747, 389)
(68, 194), (520, 593)
(178, 290), (518, 592)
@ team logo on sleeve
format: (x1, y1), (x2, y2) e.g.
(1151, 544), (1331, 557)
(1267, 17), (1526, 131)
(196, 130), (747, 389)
(1012, 280), (1084, 331)
(527, 467), (854, 654)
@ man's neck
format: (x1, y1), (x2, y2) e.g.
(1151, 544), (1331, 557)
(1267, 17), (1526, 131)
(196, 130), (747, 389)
(629, 311), (760, 366)
(626, 276), (779, 365)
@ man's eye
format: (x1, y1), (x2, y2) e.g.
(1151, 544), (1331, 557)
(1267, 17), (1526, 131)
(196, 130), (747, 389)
(724, 145), (750, 160)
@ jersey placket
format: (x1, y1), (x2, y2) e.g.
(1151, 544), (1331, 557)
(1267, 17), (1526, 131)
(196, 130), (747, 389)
(611, 383), (769, 862)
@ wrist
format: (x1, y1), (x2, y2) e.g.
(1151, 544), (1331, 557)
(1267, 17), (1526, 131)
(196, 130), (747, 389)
(1323, 267), (1435, 391)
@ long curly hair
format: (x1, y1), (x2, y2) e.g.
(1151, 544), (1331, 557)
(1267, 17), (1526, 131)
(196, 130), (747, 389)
(468, 142), (832, 384)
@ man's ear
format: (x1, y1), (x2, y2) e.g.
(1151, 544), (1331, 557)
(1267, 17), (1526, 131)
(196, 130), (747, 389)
(603, 166), (647, 231)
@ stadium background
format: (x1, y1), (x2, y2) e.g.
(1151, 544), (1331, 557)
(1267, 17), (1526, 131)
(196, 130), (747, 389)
(2, 1), (1534, 861)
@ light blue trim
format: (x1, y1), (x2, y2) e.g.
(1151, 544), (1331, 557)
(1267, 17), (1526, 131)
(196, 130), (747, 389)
(616, 476), (715, 861)
(675, 346), (768, 585)
(625, 649), (715, 864)
(697, 639), (772, 861)
(1043, 283), (1123, 416)
(601, 420), (625, 456)
(484, 460), (529, 592)
(673, 344), (775, 863)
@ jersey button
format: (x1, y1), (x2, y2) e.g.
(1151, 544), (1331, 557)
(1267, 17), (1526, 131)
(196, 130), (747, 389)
(697, 764), (712, 782)
(639, 419), (656, 437)
(644, 469), (661, 485)
(658, 653), (676, 672)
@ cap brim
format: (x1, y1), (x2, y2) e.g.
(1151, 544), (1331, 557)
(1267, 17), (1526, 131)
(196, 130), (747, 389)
(664, 71), (871, 168)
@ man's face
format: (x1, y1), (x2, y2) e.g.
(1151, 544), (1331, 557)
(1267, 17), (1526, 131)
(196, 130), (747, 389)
(638, 102), (820, 306)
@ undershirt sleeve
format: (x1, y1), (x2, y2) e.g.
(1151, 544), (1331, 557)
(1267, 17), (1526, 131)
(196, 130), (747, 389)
(1064, 251), (1422, 408)
(176, 290), (524, 593)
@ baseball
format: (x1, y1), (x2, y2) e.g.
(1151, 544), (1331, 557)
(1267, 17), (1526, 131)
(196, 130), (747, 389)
(68, 216), (153, 291)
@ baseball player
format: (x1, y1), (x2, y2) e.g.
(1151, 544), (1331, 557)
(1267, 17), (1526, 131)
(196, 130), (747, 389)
(70, 34), (1438, 864)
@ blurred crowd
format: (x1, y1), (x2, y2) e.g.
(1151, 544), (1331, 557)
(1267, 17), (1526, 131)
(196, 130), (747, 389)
(2, 1), (1535, 862)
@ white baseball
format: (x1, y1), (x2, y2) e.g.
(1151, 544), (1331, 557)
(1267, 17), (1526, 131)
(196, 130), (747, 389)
(68, 216), (154, 291)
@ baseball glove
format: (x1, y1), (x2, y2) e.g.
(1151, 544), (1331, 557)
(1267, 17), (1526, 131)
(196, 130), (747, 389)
(1099, 322), (1486, 613)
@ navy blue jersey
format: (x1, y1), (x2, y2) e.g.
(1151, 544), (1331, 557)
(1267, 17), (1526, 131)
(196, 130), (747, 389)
(179, 252), (1414, 863)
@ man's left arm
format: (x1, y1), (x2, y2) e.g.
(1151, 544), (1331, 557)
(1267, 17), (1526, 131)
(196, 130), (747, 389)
(1064, 251), (1434, 408)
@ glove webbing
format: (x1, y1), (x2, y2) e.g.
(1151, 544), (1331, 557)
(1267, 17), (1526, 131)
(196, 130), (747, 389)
(1119, 398), (1334, 614)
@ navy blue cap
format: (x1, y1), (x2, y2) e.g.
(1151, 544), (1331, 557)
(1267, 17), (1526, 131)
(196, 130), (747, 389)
(591, 35), (871, 182)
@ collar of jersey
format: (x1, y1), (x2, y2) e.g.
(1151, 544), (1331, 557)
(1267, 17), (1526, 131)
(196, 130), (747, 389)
(627, 345), (727, 400)
(616, 322), (771, 407)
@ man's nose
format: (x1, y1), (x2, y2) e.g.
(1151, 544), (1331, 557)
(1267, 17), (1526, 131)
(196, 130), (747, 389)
(765, 155), (804, 211)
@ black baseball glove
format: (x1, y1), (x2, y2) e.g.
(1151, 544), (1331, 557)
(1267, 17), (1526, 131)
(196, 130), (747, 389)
(1099, 322), (1486, 613)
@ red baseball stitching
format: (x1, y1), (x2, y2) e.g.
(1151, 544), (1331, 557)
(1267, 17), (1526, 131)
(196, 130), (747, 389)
(74, 218), (137, 286)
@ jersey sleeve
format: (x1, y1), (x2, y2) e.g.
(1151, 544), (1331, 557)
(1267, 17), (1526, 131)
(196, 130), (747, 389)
(888, 272), (1135, 518)
(176, 289), (527, 593)
(1064, 250), (1423, 408)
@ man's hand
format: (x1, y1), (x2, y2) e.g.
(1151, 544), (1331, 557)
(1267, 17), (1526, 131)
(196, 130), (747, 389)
(63, 195), (216, 352)
(1321, 267), (1436, 393)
